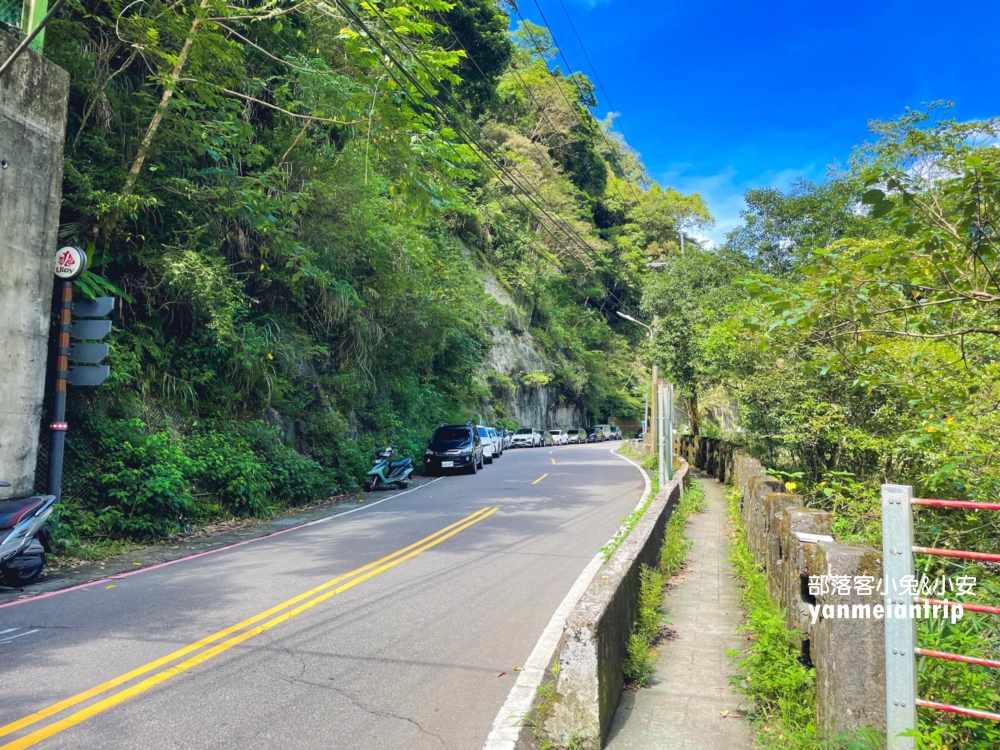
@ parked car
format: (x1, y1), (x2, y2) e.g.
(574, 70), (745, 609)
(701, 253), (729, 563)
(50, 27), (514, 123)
(585, 426), (604, 443)
(497, 427), (513, 450)
(476, 425), (498, 463)
(609, 426), (622, 441)
(542, 430), (554, 446)
(594, 424), (612, 441)
(567, 428), (587, 444)
(511, 427), (542, 448)
(487, 427), (503, 458)
(424, 424), (484, 475)
(548, 429), (569, 445)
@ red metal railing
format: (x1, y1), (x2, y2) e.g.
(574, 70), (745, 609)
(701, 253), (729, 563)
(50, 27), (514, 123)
(915, 596), (1000, 616)
(912, 546), (1000, 563)
(905, 496), (1000, 725)
(915, 700), (1000, 723)
(913, 498), (1000, 511)
(915, 647), (1000, 670)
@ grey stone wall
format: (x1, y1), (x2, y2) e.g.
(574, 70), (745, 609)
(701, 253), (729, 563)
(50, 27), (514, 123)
(691, 439), (886, 741)
(542, 460), (691, 749)
(0, 31), (69, 497)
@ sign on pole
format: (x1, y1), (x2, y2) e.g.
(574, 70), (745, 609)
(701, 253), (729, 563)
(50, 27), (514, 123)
(54, 246), (86, 281)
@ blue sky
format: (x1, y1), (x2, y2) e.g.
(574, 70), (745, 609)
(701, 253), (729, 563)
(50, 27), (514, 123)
(522, 0), (1000, 244)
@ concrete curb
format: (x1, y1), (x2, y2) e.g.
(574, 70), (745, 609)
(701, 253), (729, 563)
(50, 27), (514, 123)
(542, 458), (690, 750)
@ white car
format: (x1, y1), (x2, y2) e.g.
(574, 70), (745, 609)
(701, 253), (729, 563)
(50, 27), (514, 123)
(487, 427), (503, 458)
(476, 425), (500, 463)
(548, 429), (570, 445)
(511, 427), (542, 447)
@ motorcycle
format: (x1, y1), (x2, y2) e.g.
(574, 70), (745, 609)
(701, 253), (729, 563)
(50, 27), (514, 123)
(0, 481), (56, 588)
(364, 448), (413, 492)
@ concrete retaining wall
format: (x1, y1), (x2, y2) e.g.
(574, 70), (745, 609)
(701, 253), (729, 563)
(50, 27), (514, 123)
(542, 459), (690, 750)
(686, 437), (886, 740)
(0, 31), (69, 498)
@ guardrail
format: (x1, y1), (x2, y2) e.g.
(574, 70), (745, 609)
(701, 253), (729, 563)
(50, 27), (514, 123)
(882, 485), (1000, 748)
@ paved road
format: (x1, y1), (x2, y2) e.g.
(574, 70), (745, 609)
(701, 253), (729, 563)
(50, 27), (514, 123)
(0, 441), (643, 750)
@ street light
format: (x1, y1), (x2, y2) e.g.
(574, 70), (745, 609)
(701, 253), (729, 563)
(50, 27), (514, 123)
(616, 310), (654, 339)
(616, 310), (658, 459)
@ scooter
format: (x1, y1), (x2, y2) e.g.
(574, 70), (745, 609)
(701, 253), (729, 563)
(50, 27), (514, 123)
(0, 481), (56, 588)
(364, 448), (413, 492)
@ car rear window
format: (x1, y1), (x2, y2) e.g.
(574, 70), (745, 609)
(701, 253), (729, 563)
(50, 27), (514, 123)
(432, 427), (470, 441)
(515, 428), (533, 434)
(551, 430), (563, 435)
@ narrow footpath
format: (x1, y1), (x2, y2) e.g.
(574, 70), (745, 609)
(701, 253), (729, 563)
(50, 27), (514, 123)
(606, 476), (753, 750)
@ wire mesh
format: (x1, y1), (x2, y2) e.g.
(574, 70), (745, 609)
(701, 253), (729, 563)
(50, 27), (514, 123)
(0, 0), (22, 30)
(32, 388), (191, 500)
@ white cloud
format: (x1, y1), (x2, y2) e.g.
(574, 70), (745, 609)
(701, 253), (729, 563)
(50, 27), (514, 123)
(658, 163), (825, 247)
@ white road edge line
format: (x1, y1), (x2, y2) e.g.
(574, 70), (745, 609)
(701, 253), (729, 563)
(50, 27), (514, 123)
(481, 445), (652, 750)
(296, 476), (444, 529)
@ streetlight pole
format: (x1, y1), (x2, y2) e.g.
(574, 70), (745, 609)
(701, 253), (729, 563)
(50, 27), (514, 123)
(616, 310), (659, 455)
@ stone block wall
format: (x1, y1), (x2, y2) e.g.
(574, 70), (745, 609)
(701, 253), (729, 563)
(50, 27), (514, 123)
(687, 437), (886, 741)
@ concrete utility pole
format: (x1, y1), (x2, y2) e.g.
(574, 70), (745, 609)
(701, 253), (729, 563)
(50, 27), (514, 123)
(0, 30), (69, 498)
(22, 0), (49, 52)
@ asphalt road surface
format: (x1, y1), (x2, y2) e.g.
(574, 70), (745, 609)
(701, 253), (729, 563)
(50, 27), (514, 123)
(0, 441), (644, 750)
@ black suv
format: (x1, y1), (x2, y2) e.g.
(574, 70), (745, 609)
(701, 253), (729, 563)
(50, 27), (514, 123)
(424, 424), (484, 476)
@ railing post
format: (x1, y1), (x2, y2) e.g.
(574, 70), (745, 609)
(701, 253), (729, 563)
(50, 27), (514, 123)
(883, 483), (917, 749)
(666, 383), (674, 481)
(657, 383), (666, 488)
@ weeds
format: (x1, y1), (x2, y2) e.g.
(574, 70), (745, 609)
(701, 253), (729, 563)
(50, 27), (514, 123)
(624, 483), (709, 686)
(623, 564), (665, 685)
(660, 483), (707, 578)
(725, 487), (819, 748)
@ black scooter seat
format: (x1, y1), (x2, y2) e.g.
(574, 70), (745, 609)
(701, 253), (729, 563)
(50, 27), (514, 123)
(0, 497), (46, 530)
(389, 458), (412, 471)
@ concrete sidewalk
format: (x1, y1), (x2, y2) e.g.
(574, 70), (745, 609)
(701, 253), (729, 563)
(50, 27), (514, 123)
(606, 476), (753, 750)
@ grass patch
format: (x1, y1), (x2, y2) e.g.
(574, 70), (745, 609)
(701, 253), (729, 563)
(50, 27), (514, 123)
(724, 487), (882, 750)
(624, 483), (709, 687)
(51, 538), (146, 565)
(618, 440), (658, 471)
(660, 483), (707, 578)
(601, 477), (658, 562)
(623, 564), (665, 685)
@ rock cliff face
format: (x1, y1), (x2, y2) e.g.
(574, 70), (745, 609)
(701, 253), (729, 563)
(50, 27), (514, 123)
(482, 273), (585, 430)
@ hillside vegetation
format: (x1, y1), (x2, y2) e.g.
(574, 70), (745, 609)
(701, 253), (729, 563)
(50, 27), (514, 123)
(43, 1), (707, 542)
(651, 106), (1000, 748)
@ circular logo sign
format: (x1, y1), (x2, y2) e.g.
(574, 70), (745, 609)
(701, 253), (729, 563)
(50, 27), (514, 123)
(55, 246), (87, 281)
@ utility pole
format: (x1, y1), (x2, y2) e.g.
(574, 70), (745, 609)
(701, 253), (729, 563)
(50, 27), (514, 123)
(21, 0), (50, 52)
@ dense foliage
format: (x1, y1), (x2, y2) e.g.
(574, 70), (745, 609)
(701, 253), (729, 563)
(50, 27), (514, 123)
(645, 105), (1000, 746)
(41, 1), (707, 542)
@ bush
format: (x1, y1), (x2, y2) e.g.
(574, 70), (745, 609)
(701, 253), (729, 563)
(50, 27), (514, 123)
(187, 429), (274, 517)
(81, 419), (196, 539)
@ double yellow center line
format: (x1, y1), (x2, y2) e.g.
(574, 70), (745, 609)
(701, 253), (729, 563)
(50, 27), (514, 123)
(0, 507), (499, 749)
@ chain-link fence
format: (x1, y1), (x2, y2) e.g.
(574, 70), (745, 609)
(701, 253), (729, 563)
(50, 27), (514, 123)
(32, 388), (191, 499)
(0, 0), (23, 30)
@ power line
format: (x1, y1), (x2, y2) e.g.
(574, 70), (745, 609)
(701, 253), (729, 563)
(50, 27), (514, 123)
(346, 0), (627, 301)
(363, 1), (615, 269)
(553, 0), (641, 167)
(517, 3), (651, 224)
(326, 0), (604, 283)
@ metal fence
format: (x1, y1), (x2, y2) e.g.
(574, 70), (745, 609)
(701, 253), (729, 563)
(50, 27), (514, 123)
(882, 484), (1000, 748)
(0, 0), (22, 29)
(32, 389), (189, 499)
